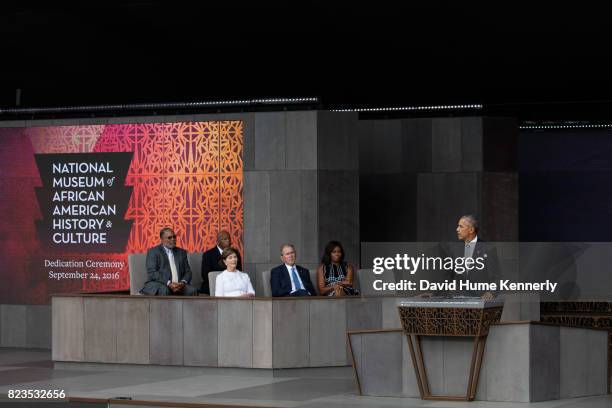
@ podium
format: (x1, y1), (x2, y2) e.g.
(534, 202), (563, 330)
(398, 298), (503, 401)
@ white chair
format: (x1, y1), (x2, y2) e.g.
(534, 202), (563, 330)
(208, 271), (221, 296)
(128, 253), (147, 295)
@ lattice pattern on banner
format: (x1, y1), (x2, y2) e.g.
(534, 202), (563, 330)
(219, 121), (244, 258)
(398, 306), (503, 336)
(23, 121), (243, 297)
(26, 125), (105, 153)
(93, 121), (243, 256)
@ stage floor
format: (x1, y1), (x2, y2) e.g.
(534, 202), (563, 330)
(0, 348), (610, 408)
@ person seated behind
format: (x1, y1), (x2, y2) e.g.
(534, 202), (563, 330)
(270, 244), (316, 297)
(141, 227), (198, 296)
(316, 241), (360, 296)
(200, 230), (242, 295)
(215, 247), (255, 297)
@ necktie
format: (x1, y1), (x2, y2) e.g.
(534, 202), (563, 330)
(291, 266), (303, 290)
(464, 243), (474, 259)
(167, 249), (179, 283)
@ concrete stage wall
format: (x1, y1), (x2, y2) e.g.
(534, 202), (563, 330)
(1, 112), (517, 348)
(51, 294), (404, 369)
(349, 323), (609, 402)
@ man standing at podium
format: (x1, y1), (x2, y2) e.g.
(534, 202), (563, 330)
(455, 214), (499, 300)
(141, 227), (199, 296)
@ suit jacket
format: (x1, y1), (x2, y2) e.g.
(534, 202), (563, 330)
(270, 264), (316, 297)
(143, 244), (192, 292)
(200, 246), (242, 294)
(439, 238), (500, 295)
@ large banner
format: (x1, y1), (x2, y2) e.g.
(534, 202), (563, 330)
(0, 121), (243, 304)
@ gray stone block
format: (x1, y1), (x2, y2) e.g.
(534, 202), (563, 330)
(273, 299), (309, 368)
(432, 118), (462, 172)
(500, 294), (522, 321)
(381, 298), (401, 329)
(52, 297), (84, 361)
(84, 298), (117, 363)
(25, 305), (51, 349)
(420, 336), (444, 395)
(317, 111), (358, 171)
(401, 118), (432, 172)
(560, 326), (588, 398)
(150, 299), (183, 365)
(319, 171), (360, 265)
(318, 170), (359, 266)
(441, 337), (473, 395)
(243, 171), (270, 263)
(252, 300), (273, 368)
(584, 328), (608, 395)
(461, 117), (483, 172)
(402, 332), (420, 397)
(183, 299), (218, 366)
(286, 111), (317, 170)
(484, 324), (530, 402)
(346, 297), (382, 331)
(300, 170), (318, 264)
(348, 333), (363, 385)
(116, 298), (150, 364)
(482, 117), (518, 172)
(361, 331), (403, 396)
(530, 325), (560, 401)
(254, 112), (286, 170)
(0, 120), (27, 127)
(417, 173), (480, 241)
(1, 304), (26, 347)
(242, 113), (256, 171)
(560, 326), (608, 398)
(269, 171), (302, 260)
(482, 172), (519, 241)
(218, 300), (253, 367)
(309, 298), (347, 366)
(358, 120), (403, 174)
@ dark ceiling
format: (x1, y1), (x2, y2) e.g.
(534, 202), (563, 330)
(1, 3), (611, 119)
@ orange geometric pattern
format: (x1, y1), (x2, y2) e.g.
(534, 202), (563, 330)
(26, 125), (105, 153)
(26, 121), (243, 294)
(94, 121), (244, 257)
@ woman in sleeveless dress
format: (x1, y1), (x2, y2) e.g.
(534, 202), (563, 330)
(316, 241), (359, 296)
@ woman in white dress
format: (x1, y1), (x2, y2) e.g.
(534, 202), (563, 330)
(215, 247), (255, 297)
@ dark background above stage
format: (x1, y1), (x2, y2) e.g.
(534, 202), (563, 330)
(1, 3), (611, 119)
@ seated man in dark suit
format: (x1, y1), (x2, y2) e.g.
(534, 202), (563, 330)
(141, 227), (198, 296)
(200, 230), (242, 294)
(271, 244), (315, 297)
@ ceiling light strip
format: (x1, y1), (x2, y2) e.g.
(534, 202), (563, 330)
(0, 97), (319, 114)
(520, 124), (612, 129)
(330, 104), (483, 112)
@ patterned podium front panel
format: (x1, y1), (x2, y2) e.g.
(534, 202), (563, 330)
(398, 306), (503, 336)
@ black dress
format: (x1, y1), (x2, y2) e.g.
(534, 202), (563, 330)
(323, 263), (359, 296)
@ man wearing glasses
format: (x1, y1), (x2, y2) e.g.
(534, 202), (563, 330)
(141, 227), (199, 296)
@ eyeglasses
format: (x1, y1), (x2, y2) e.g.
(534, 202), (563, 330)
(165, 235), (177, 240)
